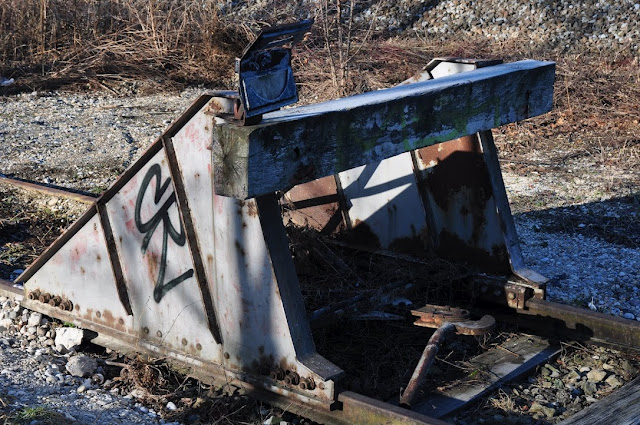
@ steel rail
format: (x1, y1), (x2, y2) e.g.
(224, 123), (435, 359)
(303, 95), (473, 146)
(0, 175), (96, 204)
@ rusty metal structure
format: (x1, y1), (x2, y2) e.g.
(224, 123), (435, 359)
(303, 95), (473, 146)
(2, 21), (640, 425)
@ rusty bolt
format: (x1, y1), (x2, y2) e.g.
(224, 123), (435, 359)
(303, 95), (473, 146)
(96, 311), (102, 318)
(60, 300), (73, 311)
(49, 296), (61, 307)
(181, 338), (188, 346)
(28, 290), (41, 300)
(39, 293), (51, 303)
(156, 330), (162, 338)
(196, 343), (202, 351)
(507, 292), (516, 300)
(299, 381), (307, 390)
(223, 352), (230, 360)
(304, 378), (316, 390)
(284, 371), (300, 386)
(270, 368), (285, 381)
(318, 382), (325, 390)
(143, 327), (150, 334)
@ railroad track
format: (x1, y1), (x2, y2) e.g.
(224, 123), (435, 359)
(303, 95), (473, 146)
(2, 175), (640, 425)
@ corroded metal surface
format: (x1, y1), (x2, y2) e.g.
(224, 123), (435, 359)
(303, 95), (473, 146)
(411, 305), (470, 328)
(524, 299), (640, 349)
(282, 175), (344, 233)
(400, 323), (456, 408)
(414, 134), (511, 272)
(17, 92), (342, 410)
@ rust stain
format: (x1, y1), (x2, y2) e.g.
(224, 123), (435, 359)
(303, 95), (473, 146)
(96, 254), (101, 261)
(246, 353), (277, 376)
(125, 218), (136, 232)
(388, 233), (429, 257)
(418, 135), (481, 166)
(145, 251), (160, 285)
(82, 308), (94, 322)
(98, 309), (128, 332)
(422, 136), (502, 264)
(282, 176), (343, 233)
(425, 150), (491, 211)
(70, 244), (88, 263)
(246, 201), (258, 218)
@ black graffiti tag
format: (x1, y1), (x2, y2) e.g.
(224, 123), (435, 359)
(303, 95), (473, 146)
(135, 164), (193, 302)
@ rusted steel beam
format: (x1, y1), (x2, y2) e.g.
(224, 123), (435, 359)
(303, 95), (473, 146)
(524, 299), (640, 350)
(0, 175), (95, 204)
(337, 392), (450, 425)
(212, 60), (555, 199)
(0, 278), (22, 298)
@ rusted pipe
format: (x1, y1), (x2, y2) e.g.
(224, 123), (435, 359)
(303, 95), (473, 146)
(400, 322), (456, 409)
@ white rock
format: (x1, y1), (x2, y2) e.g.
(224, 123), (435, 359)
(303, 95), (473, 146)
(166, 401), (177, 411)
(54, 327), (85, 351)
(27, 312), (43, 327)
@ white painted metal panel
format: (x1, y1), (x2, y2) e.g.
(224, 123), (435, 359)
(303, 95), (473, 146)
(105, 149), (221, 361)
(170, 103), (217, 284)
(24, 215), (133, 332)
(212, 195), (298, 370)
(338, 152), (427, 249)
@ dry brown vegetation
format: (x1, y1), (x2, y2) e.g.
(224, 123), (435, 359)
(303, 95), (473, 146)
(2, 0), (638, 170)
(0, 0), (250, 91)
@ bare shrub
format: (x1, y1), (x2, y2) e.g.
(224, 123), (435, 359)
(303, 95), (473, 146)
(0, 0), (249, 89)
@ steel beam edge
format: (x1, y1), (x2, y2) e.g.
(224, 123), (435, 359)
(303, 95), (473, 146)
(0, 175), (96, 204)
(232, 386), (450, 425)
(523, 299), (640, 350)
(15, 286), (446, 425)
(0, 278), (22, 299)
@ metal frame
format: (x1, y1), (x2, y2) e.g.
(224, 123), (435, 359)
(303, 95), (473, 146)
(5, 60), (577, 424)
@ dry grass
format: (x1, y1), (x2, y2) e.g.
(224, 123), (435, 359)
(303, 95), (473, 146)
(2, 1), (639, 173)
(0, 0), (249, 92)
(0, 186), (73, 280)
